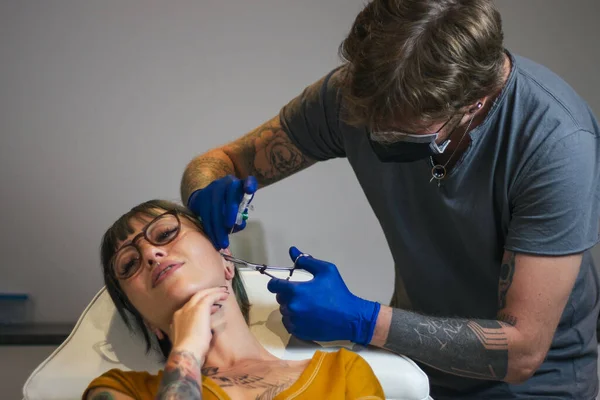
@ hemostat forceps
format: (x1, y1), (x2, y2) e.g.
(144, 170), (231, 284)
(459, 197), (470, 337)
(220, 253), (301, 280)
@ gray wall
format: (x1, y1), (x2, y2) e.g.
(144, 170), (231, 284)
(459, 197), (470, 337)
(1, 0), (599, 325)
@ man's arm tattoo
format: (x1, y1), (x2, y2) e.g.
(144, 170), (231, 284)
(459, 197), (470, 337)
(497, 312), (518, 327)
(383, 310), (510, 380)
(498, 252), (516, 309)
(156, 350), (203, 399)
(180, 117), (315, 203)
(201, 365), (293, 398)
(180, 155), (235, 204)
(223, 117), (315, 187)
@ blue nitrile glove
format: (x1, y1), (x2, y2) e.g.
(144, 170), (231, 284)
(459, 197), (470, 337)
(187, 175), (258, 250)
(267, 246), (381, 345)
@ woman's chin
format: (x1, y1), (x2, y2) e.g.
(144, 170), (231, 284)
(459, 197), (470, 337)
(163, 281), (218, 307)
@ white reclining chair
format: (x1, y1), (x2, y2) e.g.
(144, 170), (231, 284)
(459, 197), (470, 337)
(22, 223), (431, 399)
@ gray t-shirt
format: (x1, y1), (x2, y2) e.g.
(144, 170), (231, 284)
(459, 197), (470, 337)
(280, 51), (600, 399)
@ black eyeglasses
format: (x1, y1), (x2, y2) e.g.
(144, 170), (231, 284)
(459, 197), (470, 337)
(111, 210), (182, 280)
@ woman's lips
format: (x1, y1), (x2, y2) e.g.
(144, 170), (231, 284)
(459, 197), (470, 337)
(152, 262), (184, 288)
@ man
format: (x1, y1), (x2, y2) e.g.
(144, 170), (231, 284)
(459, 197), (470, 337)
(180, 0), (600, 398)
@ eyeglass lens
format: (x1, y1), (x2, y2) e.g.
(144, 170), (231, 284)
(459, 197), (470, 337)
(113, 213), (180, 279)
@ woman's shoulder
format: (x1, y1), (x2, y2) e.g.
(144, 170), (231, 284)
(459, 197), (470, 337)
(301, 349), (384, 398)
(317, 347), (373, 370)
(82, 368), (163, 399)
(92, 368), (163, 382)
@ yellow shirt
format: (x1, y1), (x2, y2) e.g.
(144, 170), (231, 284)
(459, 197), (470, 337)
(83, 348), (384, 399)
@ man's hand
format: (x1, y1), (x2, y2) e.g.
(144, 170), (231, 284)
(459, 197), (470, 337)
(187, 175), (257, 250)
(267, 246), (381, 345)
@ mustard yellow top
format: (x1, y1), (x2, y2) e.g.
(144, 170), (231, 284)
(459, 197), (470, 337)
(82, 348), (384, 399)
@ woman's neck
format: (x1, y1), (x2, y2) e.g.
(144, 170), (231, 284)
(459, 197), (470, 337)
(201, 297), (279, 369)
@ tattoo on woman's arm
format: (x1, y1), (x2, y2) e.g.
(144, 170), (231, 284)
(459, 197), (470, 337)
(156, 350), (203, 399)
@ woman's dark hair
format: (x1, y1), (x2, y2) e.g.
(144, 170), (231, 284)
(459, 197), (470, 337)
(100, 199), (251, 359)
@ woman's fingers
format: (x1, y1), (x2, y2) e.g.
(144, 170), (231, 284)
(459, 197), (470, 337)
(184, 285), (229, 308)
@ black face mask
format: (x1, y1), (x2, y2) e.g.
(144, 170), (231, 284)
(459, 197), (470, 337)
(367, 115), (456, 163)
(367, 104), (484, 163)
(368, 135), (451, 163)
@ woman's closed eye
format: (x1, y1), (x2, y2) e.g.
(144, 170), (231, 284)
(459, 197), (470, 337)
(120, 257), (139, 277)
(155, 227), (178, 243)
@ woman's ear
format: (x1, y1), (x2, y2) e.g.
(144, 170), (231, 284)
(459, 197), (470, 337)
(145, 321), (165, 340)
(220, 247), (236, 281)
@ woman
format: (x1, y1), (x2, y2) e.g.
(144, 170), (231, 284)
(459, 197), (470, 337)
(83, 200), (385, 399)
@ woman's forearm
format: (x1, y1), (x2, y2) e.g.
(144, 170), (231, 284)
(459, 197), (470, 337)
(156, 348), (205, 400)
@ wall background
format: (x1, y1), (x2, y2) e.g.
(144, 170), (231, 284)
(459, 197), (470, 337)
(1, 0), (599, 326)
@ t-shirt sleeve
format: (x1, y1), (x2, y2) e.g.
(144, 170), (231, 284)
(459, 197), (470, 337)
(81, 369), (139, 399)
(343, 349), (386, 399)
(279, 67), (347, 161)
(506, 130), (600, 255)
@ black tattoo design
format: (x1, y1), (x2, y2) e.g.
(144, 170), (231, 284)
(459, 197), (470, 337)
(252, 124), (312, 185)
(255, 383), (293, 400)
(201, 364), (294, 397)
(384, 309), (509, 380)
(498, 252), (516, 309)
(91, 392), (115, 400)
(181, 77), (324, 202)
(210, 374), (266, 388)
(223, 116), (314, 187)
(497, 313), (518, 326)
(156, 350), (203, 399)
(201, 366), (219, 376)
(180, 156), (234, 203)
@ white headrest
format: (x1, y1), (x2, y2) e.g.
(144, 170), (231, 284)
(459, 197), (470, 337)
(23, 269), (430, 400)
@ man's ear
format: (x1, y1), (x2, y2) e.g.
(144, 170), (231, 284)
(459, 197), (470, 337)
(220, 247), (236, 280)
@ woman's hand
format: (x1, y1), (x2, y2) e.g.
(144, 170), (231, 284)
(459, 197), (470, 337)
(169, 285), (230, 359)
(157, 286), (229, 399)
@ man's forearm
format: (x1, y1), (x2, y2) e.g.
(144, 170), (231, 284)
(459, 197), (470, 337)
(156, 349), (204, 399)
(180, 116), (315, 204)
(370, 306), (527, 382)
(180, 150), (236, 203)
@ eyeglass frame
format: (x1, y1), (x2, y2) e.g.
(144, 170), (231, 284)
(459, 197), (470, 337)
(110, 210), (183, 280)
(369, 113), (457, 141)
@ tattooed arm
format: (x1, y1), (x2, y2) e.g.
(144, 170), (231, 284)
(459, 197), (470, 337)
(180, 114), (316, 204)
(155, 349), (204, 399)
(84, 350), (205, 399)
(369, 251), (581, 384)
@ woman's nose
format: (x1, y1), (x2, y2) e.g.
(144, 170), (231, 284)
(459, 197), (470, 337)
(139, 242), (166, 268)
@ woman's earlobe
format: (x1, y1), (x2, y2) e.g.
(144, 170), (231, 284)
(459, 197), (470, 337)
(224, 262), (235, 280)
(144, 321), (165, 340)
(154, 329), (165, 340)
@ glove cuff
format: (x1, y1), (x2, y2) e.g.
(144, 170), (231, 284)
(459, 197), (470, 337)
(355, 301), (381, 346)
(186, 188), (203, 210)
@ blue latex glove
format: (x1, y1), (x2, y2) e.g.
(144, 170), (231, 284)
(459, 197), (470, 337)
(187, 175), (257, 250)
(267, 246), (381, 345)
